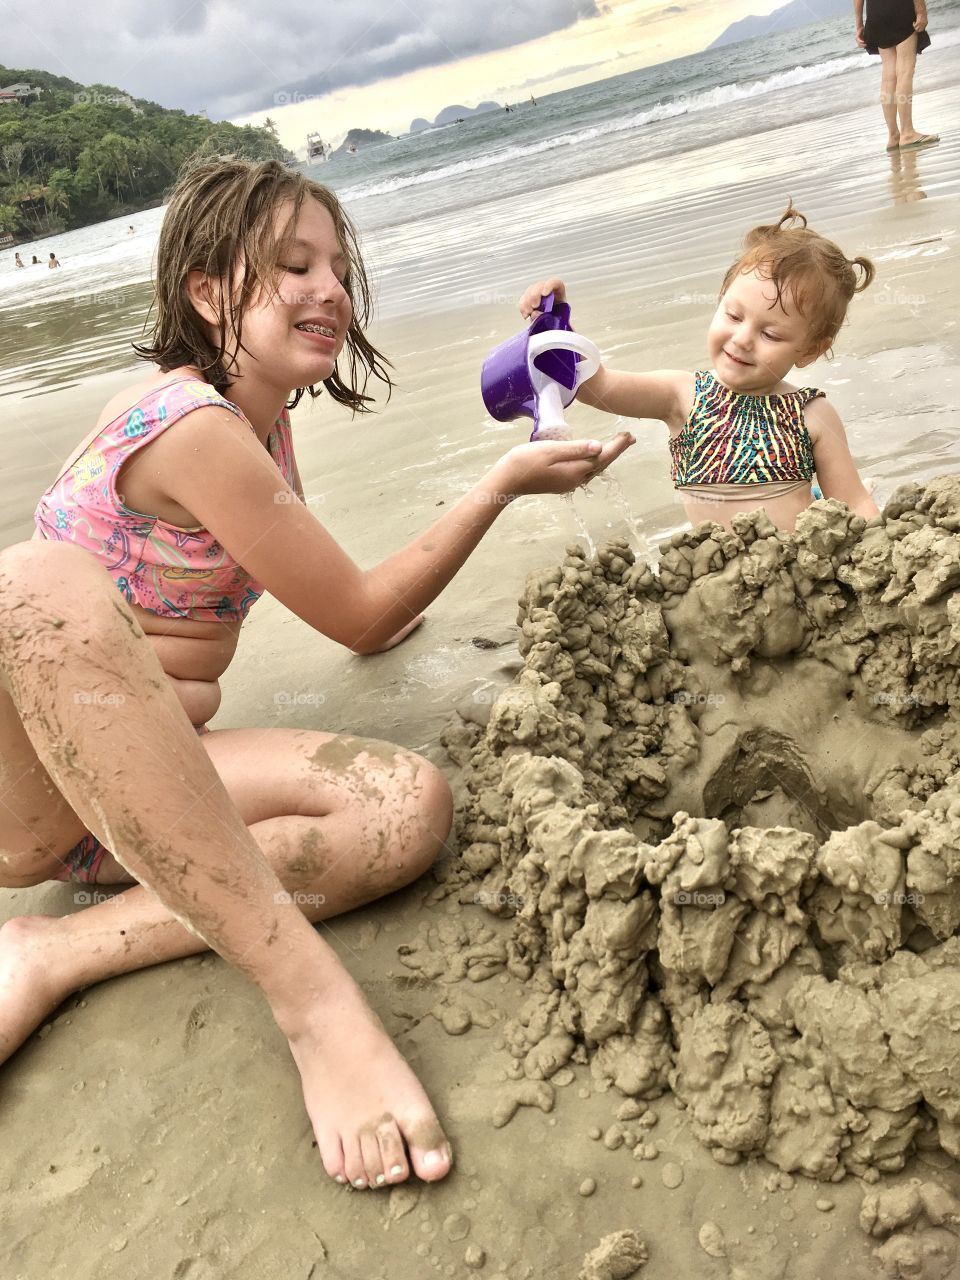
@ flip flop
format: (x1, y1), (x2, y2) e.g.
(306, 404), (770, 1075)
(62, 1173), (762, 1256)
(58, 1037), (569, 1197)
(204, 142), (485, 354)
(885, 142), (900, 152)
(900, 134), (940, 150)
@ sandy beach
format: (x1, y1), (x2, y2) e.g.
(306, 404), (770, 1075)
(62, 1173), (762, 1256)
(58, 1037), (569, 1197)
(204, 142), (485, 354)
(2, 76), (960, 1280)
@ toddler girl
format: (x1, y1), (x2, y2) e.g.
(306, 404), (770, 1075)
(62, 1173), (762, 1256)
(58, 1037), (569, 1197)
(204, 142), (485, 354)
(520, 206), (880, 532)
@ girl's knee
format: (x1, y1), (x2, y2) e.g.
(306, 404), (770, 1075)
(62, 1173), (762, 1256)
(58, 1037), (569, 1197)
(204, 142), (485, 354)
(0, 848), (61, 889)
(0, 540), (106, 609)
(419, 758), (454, 840)
(401, 754), (453, 871)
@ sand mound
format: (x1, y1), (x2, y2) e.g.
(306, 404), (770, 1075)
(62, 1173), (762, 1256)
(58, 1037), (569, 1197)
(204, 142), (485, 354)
(438, 476), (960, 1183)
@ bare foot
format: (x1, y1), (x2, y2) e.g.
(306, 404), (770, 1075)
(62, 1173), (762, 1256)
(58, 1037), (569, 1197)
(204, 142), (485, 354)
(886, 132), (900, 152)
(285, 979), (452, 1188)
(0, 916), (73, 1065)
(357, 613), (425, 655)
(2, 917), (453, 1189)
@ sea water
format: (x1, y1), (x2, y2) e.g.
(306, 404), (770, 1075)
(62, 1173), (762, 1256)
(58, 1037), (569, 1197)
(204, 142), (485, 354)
(3, 5), (959, 322)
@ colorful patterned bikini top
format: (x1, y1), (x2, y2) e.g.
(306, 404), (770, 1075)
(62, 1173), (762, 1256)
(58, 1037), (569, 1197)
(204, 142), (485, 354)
(670, 370), (823, 488)
(34, 376), (296, 622)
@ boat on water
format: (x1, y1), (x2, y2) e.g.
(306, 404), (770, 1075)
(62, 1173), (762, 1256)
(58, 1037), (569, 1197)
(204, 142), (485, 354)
(306, 132), (330, 163)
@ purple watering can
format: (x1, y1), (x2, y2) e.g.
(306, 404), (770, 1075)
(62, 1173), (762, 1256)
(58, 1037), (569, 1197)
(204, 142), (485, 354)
(480, 292), (601, 440)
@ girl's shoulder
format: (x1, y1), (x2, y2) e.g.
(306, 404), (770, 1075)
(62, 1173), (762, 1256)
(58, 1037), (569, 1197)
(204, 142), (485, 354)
(47, 369), (248, 489)
(770, 376), (826, 400)
(797, 389), (837, 447)
(96, 367), (245, 434)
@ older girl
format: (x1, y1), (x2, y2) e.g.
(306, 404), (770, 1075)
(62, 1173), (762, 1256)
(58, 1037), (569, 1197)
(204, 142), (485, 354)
(0, 158), (632, 1192)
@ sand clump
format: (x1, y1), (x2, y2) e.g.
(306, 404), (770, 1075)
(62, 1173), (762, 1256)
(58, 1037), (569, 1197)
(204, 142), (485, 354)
(861, 1179), (960, 1278)
(579, 1229), (649, 1279)
(435, 476), (960, 1185)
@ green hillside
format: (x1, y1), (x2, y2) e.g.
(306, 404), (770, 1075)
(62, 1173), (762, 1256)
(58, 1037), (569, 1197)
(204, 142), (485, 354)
(0, 66), (292, 238)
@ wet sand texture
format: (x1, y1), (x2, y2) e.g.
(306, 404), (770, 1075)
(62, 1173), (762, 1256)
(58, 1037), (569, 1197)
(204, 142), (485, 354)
(438, 475), (960, 1182)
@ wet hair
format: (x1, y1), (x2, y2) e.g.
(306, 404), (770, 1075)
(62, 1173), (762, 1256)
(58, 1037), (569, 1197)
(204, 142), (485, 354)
(134, 156), (392, 412)
(720, 204), (875, 355)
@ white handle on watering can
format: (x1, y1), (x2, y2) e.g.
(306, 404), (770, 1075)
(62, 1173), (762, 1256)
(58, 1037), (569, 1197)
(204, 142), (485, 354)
(526, 330), (601, 391)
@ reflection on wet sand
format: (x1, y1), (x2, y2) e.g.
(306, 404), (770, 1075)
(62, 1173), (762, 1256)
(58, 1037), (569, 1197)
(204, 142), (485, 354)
(888, 149), (927, 205)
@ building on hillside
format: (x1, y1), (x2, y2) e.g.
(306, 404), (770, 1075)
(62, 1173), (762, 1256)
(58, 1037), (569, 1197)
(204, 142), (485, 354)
(0, 83), (42, 105)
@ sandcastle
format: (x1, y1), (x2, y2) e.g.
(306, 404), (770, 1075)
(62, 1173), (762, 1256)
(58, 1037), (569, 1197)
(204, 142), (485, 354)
(435, 474), (960, 1184)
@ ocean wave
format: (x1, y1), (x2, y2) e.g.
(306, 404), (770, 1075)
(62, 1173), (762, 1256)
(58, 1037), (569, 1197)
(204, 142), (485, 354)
(333, 54), (867, 202)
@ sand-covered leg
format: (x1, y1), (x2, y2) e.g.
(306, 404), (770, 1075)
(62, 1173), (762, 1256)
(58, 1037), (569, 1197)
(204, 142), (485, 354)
(0, 540), (453, 1184)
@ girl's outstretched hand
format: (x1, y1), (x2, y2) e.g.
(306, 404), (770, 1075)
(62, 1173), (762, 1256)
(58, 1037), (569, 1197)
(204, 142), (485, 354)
(519, 277), (568, 320)
(488, 432), (635, 499)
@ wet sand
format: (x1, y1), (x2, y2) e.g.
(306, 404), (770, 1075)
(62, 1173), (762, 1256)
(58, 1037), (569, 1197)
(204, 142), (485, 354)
(1, 85), (960, 1279)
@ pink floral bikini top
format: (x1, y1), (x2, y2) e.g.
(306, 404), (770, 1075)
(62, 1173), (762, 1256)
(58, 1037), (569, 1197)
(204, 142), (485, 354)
(34, 376), (296, 622)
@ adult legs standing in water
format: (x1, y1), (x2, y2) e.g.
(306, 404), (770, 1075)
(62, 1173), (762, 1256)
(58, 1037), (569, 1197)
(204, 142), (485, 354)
(857, 0), (939, 151)
(884, 33), (937, 149)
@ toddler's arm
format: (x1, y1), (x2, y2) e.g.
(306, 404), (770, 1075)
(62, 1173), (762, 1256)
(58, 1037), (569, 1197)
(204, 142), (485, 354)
(518, 276), (692, 427)
(807, 398), (880, 519)
(577, 364), (692, 426)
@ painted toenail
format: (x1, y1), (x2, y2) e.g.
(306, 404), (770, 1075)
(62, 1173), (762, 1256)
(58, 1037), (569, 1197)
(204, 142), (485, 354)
(353, 1177), (366, 1188)
(375, 1174), (386, 1185)
(390, 1164), (404, 1176)
(334, 1175), (346, 1184)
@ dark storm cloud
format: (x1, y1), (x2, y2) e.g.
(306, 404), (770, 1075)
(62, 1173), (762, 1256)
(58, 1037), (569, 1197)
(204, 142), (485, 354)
(2, 0), (601, 117)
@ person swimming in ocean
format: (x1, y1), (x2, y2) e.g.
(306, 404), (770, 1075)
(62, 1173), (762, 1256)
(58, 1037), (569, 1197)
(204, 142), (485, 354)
(519, 205), (881, 533)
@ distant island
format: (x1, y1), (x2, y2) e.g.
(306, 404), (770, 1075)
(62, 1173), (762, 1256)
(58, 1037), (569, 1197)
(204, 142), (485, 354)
(409, 102), (501, 134)
(0, 65), (290, 240)
(331, 128), (394, 155)
(708, 0), (850, 49)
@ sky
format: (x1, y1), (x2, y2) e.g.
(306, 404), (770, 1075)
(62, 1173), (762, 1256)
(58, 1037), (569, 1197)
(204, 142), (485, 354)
(2, 0), (787, 154)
